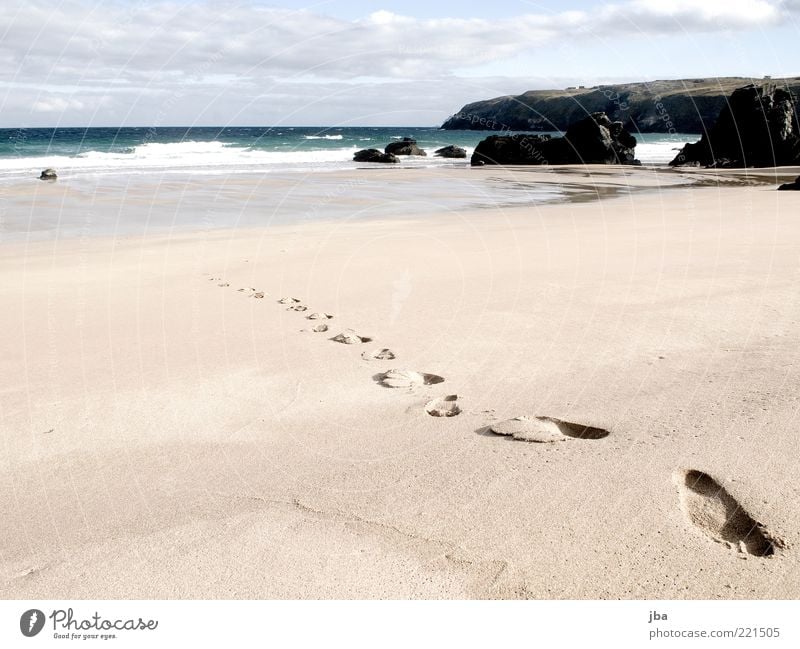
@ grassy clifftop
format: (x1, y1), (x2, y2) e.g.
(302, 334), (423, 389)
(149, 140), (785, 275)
(441, 77), (800, 133)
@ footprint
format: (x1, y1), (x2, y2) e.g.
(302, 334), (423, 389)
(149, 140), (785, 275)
(675, 469), (783, 557)
(426, 395), (461, 417)
(377, 369), (444, 388)
(287, 305), (308, 312)
(362, 348), (396, 361)
(307, 312), (333, 320)
(332, 330), (373, 344)
(217, 283), (230, 287)
(252, 292), (265, 299)
(278, 297), (301, 304)
(311, 323), (329, 333)
(489, 416), (610, 443)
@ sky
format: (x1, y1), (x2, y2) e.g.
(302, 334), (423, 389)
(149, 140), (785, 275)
(0, 0), (799, 127)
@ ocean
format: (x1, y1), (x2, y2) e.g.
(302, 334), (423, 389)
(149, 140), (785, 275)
(0, 127), (701, 241)
(0, 127), (696, 179)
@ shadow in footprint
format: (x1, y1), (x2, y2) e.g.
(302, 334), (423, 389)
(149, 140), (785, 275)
(487, 416), (610, 443)
(331, 330), (373, 344)
(362, 348), (396, 361)
(556, 420), (610, 440)
(375, 369), (445, 388)
(475, 426), (519, 442)
(676, 469), (783, 557)
(426, 395), (461, 417)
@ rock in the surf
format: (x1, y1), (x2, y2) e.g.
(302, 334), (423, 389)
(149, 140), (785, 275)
(385, 137), (427, 156)
(354, 149), (399, 163)
(434, 145), (467, 158)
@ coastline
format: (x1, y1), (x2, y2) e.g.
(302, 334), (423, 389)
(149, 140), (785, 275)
(3, 164), (796, 243)
(2, 171), (800, 598)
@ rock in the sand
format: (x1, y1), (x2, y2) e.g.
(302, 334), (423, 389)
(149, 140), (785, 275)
(385, 137), (427, 156)
(39, 168), (57, 181)
(671, 85), (800, 168)
(471, 112), (637, 166)
(434, 145), (467, 159)
(353, 148), (399, 163)
(378, 369), (444, 388)
(778, 175), (800, 190)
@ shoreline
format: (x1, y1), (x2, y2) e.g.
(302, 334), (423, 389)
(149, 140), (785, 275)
(2, 164), (798, 244)
(2, 172), (800, 598)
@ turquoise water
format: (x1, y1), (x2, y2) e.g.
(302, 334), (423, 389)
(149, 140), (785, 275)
(0, 126), (699, 240)
(0, 127), (697, 178)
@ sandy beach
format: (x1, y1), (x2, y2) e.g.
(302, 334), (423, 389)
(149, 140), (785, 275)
(2, 165), (800, 599)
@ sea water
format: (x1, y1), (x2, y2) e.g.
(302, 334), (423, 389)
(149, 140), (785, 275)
(0, 127), (696, 179)
(0, 127), (698, 240)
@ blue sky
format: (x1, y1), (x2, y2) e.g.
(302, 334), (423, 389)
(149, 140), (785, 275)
(0, 0), (798, 126)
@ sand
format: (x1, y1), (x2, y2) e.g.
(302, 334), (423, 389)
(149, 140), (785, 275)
(2, 165), (800, 599)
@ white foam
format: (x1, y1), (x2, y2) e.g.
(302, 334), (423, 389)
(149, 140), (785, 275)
(0, 135), (687, 180)
(0, 141), (366, 176)
(636, 140), (686, 164)
(303, 134), (344, 140)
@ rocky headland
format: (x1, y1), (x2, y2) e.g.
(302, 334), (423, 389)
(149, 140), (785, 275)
(442, 77), (800, 134)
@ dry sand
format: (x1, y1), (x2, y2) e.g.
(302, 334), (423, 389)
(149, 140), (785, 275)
(2, 166), (800, 599)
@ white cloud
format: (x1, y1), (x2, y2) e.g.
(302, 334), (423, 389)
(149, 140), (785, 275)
(0, 0), (788, 85)
(603, 0), (782, 31)
(0, 0), (795, 125)
(31, 97), (86, 113)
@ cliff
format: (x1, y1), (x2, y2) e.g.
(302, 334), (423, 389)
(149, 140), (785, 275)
(670, 85), (800, 167)
(441, 77), (800, 133)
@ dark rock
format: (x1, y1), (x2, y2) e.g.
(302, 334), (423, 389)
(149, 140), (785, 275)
(778, 175), (800, 190)
(441, 76), (800, 134)
(671, 85), (800, 168)
(471, 134), (551, 166)
(39, 168), (57, 181)
(433, 145), (467, 158)
(385, 137), (427, 156)
(353, 149), (399, 163)
(470, 112), (637, 166)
